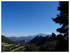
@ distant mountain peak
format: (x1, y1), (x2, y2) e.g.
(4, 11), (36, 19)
(36, 33), (48, 37)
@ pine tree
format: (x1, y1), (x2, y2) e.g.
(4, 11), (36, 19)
(52, 1), (69, 37)
(52, 1), (69, 51)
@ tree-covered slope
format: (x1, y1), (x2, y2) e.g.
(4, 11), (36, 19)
(1, 35), (16, 44)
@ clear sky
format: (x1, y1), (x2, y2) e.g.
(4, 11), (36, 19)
(2, 1), (60, 37)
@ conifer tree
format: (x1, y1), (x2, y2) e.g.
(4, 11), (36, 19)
(52, 1), (69, 37)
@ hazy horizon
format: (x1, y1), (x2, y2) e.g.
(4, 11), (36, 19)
(2, 1), (60, 37)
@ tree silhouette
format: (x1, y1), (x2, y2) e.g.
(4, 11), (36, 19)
(52, 1), (69, 37)
(52, 1), (69, 51)
(51, 33), (57, 40)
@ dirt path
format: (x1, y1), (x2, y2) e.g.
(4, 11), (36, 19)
(11, 46), (24, 52)
(10, 44), (19, 49)
(2, 42), (14, 47)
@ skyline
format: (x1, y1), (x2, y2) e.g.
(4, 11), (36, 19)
(2, 1), (60, 37)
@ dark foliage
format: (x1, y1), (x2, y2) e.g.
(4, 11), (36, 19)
(52, 1), (69, 36)
(25, 34), (68, 51)
(51, 33), (57, 40)
(24, 44), (40, 51)
(55, 34), (68, 51)
(1, 35), (16, 44)
(52, 1), (69, 51)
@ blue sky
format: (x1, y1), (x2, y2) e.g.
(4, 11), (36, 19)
(2, 1), (60, 37)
